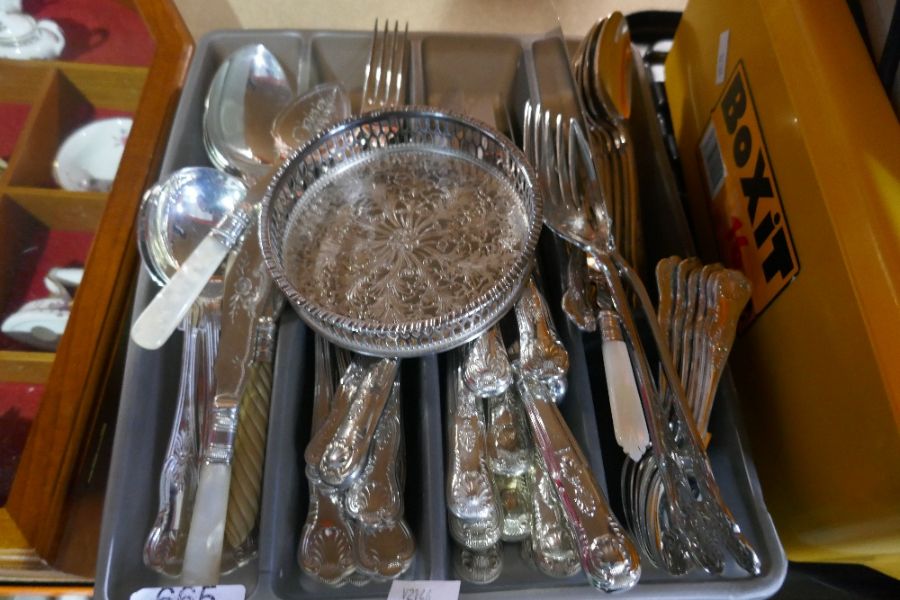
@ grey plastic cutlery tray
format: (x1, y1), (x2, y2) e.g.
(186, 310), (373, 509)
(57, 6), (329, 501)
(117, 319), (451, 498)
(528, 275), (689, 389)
(96, 28), (787, 600)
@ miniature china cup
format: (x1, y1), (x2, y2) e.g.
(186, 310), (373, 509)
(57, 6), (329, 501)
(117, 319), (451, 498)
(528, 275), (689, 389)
(0, 12), (65, 60)
(53, 117), (132, 192)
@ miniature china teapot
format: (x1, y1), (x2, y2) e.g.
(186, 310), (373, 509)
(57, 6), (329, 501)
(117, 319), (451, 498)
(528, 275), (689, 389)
(0, 0), (23, 14)
(0, 12), (65, 60)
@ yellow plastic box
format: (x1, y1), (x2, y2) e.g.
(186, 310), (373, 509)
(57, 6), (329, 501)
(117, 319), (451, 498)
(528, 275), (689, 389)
(665, 0), (900, 577)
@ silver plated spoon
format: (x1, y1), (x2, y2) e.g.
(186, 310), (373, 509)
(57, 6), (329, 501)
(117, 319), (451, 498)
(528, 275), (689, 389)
(131, 45), (293, 351)
(140, 166), (246, 575)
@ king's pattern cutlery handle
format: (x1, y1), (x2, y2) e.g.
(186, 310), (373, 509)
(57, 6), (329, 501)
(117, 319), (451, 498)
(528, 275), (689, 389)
(484, 390), (531, 477)
(299, 483), (357, 584)
(515, 278), (569, 382)
(516, 371), (640, 592)
(304, 360), (365, 481)
(525, 457), (581, 578)
(447, 369), (497, 521)
(344, 382), (403, 527)
(318, 358), (398, 488)
(143, 312), (200, 575)
(462, 325), (513, 397)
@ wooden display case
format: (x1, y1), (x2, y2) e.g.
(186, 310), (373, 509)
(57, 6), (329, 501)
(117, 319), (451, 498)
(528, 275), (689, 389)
(0, 0), (192, 585)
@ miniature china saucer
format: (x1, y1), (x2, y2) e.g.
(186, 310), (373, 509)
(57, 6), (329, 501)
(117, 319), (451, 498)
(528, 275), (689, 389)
(0, 12), (64, 60)
(2, 297), (71, 351)
(1, 267), (83, 351)
(52, 117), (133, 192)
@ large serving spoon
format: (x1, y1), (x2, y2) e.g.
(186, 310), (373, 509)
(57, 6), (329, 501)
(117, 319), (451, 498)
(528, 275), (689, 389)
(204, 44), (294, 181)
(593, 12), (641, 273)
(131, 45), (293, 351)
(140, 166), (247, 574)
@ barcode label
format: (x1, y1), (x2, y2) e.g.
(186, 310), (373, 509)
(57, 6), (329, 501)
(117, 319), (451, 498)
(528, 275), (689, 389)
(716, 30), (730, 84)
(700, 121), (726, 199)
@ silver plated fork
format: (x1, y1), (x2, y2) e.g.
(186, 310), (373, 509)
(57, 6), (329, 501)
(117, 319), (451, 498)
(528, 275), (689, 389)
(525, 102), (760, 577)
(361, 19), (408, 112)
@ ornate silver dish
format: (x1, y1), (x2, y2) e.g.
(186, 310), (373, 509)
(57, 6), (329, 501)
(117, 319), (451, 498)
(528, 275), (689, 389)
(261, 107), (542, 356)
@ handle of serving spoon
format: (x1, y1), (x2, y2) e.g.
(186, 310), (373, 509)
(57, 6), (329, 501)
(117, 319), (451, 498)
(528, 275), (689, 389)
(131, 209), (251, 350)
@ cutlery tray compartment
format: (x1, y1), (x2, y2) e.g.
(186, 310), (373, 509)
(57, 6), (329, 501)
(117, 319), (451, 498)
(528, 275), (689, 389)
(96, 26), (786, 600)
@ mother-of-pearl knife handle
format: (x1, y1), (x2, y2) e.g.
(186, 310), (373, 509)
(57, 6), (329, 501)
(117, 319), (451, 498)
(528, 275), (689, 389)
(132, 207), (251, 350)
(597, 310), (648, 462)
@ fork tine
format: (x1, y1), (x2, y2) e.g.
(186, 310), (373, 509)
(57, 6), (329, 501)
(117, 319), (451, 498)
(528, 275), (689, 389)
(361, 18), (379, 110)
(382, 21), (396, 107)
(392, 22), (408, 106)
(540, 107), (560, 213)
(534, 103), (545, 169)
(375, 19), (389, 107)
(522, 100), (533, 164)
(555, 114), (571, 214)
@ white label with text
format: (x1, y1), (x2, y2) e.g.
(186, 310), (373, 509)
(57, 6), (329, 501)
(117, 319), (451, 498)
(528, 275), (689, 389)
(129, 584), (245, 600)
(387, 580), (461, 600)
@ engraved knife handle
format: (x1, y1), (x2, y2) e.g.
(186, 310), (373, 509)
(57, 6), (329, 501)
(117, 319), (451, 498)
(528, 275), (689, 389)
(516, 370), (640, 592)
(318, 358), (399, 488)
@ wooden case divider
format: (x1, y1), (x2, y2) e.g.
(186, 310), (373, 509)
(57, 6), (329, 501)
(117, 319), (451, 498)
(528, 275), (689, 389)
(0, 0), (193, 583)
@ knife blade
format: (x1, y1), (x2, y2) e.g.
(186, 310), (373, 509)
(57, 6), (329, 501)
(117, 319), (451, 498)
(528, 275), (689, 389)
(181, 175), (281, 584)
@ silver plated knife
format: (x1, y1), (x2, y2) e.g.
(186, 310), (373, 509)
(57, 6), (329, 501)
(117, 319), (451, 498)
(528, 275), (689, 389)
(182, 187), (282, 584)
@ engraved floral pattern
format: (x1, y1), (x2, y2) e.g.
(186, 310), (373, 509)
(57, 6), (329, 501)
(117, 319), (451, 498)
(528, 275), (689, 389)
(556, 446), (597, 517)
(299, 487), (356, 584)
(283, 147), (529, 326)
(449, 469), (495, 520)
(345, 391), (402, 527)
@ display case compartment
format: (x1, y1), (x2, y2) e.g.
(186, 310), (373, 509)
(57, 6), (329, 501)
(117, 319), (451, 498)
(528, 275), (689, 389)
(0, 0), (192, 585)
(3, 67), (137, 189)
